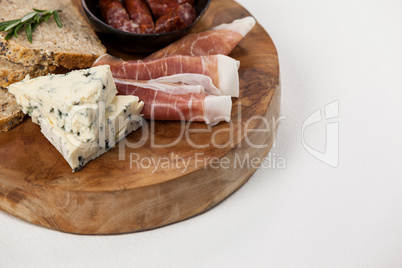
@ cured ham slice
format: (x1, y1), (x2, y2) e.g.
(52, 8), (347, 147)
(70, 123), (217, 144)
(115, 78), (206, 94)
(150, 74), (222, 96)
(93, 54), (240, 97)
(146, 16), (256, 59)
(114, 78), (232, 125)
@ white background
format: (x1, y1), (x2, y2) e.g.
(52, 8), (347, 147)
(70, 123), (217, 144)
(1, 0), (402, 267)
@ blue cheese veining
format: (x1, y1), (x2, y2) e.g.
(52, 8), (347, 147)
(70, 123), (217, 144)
(33, 96), (144, 172)
(8, 65), (117, 142)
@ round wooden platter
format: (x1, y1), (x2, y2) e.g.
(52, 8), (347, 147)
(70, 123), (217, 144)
(0, 0), (280, 234)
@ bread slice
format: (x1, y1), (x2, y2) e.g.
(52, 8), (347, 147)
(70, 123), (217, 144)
(0, 0), (106, 69)
(0, 88), (24, 132)
(0, 57), (56, 88)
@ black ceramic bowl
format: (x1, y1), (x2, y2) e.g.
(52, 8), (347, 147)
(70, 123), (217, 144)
(81, 0), (211, 54)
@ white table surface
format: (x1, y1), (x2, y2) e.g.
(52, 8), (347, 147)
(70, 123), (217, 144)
(1, 0), (401, 267)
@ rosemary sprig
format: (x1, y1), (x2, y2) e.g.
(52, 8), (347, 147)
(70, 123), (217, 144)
(0, 9), (62, 43)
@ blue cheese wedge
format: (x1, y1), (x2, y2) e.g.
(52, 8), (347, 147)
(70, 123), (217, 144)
(8, 65), (117, 142)
(34, 96), (144, 172)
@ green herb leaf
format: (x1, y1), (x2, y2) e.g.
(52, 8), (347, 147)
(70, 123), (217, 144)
(4, 20), (21, 31)
(13, 23), (24, 38)
(26, 21), (33, 43)
(4, 30), (14, 40)
(53, 11), (62, 28)
(32, 22), (39, 33)
(21, 12), (36, 23)
(0, 19), (20, 31)
(43, 13), (52, 23)
(0, 9), (63, 42)
(33, 13), (42, 23)
(33, 8), (46, 13)
(42, 10), (53, 16)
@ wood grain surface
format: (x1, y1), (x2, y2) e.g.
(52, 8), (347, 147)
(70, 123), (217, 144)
(0, 0), (280, 234)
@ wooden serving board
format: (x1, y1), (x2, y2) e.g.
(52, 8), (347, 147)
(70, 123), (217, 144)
(0, 0), (280, 234)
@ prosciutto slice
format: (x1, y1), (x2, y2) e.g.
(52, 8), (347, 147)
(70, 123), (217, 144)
(93, 53), (240, 97)
(114, 78), (232, 125)
(114, 78), (206, 94)
(146, 16), (256, 59)
(150, 74), (222, 96)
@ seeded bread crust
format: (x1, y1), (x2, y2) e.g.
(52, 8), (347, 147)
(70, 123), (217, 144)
(0, 0), (106, 69)
(0, 57), (56, 88)
(0, 88), (24, 132)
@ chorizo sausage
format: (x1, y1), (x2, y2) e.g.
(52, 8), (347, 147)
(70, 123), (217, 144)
(146, 0), (195, 19)
(99, 0), (141, 33)
(124, 0), (155, 33)
(155, 3), (197, 33)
